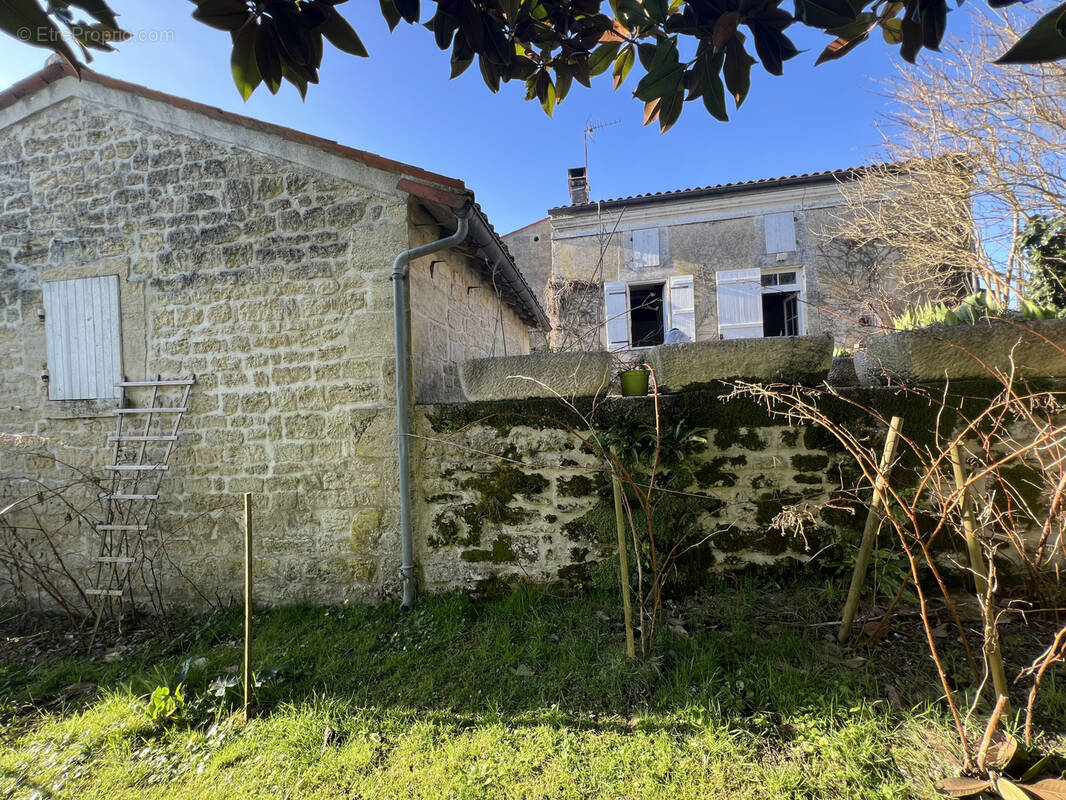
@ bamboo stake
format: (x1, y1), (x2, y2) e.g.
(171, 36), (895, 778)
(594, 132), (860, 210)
(839, 416), (904, 644)
(612, 474), (636, 660)
(243, 492), (253, 717)
(950, 444), (1010, 707)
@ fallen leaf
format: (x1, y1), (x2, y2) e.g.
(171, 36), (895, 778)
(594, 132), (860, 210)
(321, 726), (335, 753)
(934, 776), (992, 797)
(514, 664), (534, 677)
(1025, 779), (1066, 800)
(985, 735), (1019, 771)
(995, 776), (1031, 800)
(845, 656), (867, 669)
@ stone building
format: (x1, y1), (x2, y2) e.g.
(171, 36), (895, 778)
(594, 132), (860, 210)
(0, 62), (546, 608)
(504, 166), (890, 352)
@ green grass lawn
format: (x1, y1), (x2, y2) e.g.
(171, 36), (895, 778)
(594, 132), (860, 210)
(2, 577), (1063, 799)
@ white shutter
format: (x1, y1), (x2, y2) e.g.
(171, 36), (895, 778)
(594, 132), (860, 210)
(666, 274), (695, 341)
(716, 268), (763, 339)
(43, 275), (122, 400)
(764, 212), (796, 254)
(632, 228), (660, 268)
(603, 281), (631, 352)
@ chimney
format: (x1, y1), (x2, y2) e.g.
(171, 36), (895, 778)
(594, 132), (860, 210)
(567, 167), (589, 205)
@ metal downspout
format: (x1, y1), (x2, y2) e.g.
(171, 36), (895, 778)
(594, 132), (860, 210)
(393, 204), (471, 610)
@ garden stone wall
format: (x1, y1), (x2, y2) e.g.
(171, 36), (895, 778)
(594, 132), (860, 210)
(413, 377), (1065, 595)
(412, 389), (862, 594)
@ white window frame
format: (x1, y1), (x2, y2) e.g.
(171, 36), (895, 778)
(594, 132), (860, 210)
(760, 266), (806, 337)
(43, 275), (123, 401)
(603, 274), (695, 351)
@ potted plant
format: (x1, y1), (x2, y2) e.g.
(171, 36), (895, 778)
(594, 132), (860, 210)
(619, 360), (650, 397)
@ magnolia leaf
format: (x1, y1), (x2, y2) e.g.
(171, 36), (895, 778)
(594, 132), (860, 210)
(0, 0), (82, 67)
(255, 23), (284, 94)
(985, 736), (1019, 771)
(612, 45), (635, 89)
(394, 0), (419, 24)
(920, 0), (947, 50)
(379, 0), (403, 30)
(934, 777), (992, 797)
(192, 0), (249, 32)
(588, 41), (621, 75)
(479, 54), (501, 92)
(815, 31), (867, 64)
(230, 21), (262, 101)
(657, 87), (683, 132)
(1025, 779), (1066, 800)
(881, 16), (902, 44)
(535, 69), (556, 116)
(68, 0), (118, 28)
(555, 65), (574, 101)
(794, 0), (855, 29)
(319, 7), (368, 57)
(645, 0), (669, 23)
(723, 35), (755, 106)
(996, 1), (1066, 64)
(642, 96), (661, 126)
(634, 37), (683, 101)
(995, 777), (1032, 800)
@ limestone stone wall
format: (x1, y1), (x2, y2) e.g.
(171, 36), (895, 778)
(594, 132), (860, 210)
(408, 206), (530, 404)
(501, 217), (552, 306)
(411, 390), (857, 594)
(0, 85), (505, 610)
(545, 191), (876, 349)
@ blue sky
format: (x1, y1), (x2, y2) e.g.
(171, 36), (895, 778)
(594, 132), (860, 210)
(0, 0), (970, 233)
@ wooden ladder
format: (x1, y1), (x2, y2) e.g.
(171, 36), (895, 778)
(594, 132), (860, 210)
(88, 375), (195, 644)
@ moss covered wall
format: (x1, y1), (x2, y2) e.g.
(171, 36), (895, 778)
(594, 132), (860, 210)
(413, 380), (1065, 594)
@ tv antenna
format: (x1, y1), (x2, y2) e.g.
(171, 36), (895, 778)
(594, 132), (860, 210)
(583, 117), (620, 175)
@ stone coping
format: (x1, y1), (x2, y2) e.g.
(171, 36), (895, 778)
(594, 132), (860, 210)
(866, 319), (1066, 382)
(459, 350), (612, 401)
(645, 335), (834, 391)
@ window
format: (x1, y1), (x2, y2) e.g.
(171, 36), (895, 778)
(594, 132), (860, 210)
(629, 284), (665, 347)
(603, 275), (695, 351)
(716, 267), (804, 339)
(764, 212), (796, 254)
(43, 275), (122, 400)
(631, 228), (661, 268)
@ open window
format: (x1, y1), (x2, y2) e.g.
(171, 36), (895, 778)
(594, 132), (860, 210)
(43, 275), (122, 400)
(603, 275), (695, 351)
(716, 267), (804, 339)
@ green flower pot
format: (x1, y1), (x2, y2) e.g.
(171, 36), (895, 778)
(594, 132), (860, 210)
(619, 369), (650, 397)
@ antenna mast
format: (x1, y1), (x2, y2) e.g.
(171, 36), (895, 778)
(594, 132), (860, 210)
(583, 117), (620, 190)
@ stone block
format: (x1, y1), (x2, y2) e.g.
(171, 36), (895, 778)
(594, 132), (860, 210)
(865, 320), (1066, 382)
(459, 351), (612, 401)
(645, 335), (833, 390)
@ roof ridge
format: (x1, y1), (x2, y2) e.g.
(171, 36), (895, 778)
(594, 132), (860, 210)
(548, 163), (892, 214)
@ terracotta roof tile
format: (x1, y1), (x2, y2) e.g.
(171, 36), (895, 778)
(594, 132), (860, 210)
(548, 164), (889, 214)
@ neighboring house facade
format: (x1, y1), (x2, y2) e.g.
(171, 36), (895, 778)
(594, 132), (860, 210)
(505, 166), (882, 352)
(0, 62), (545, 608)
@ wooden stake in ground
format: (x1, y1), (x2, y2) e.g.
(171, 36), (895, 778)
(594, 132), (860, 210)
(949, 444), (1010, 707)
(243, 492), (253, 717)
(612, 474), (636, 660)
(839, 416), (904, 644)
